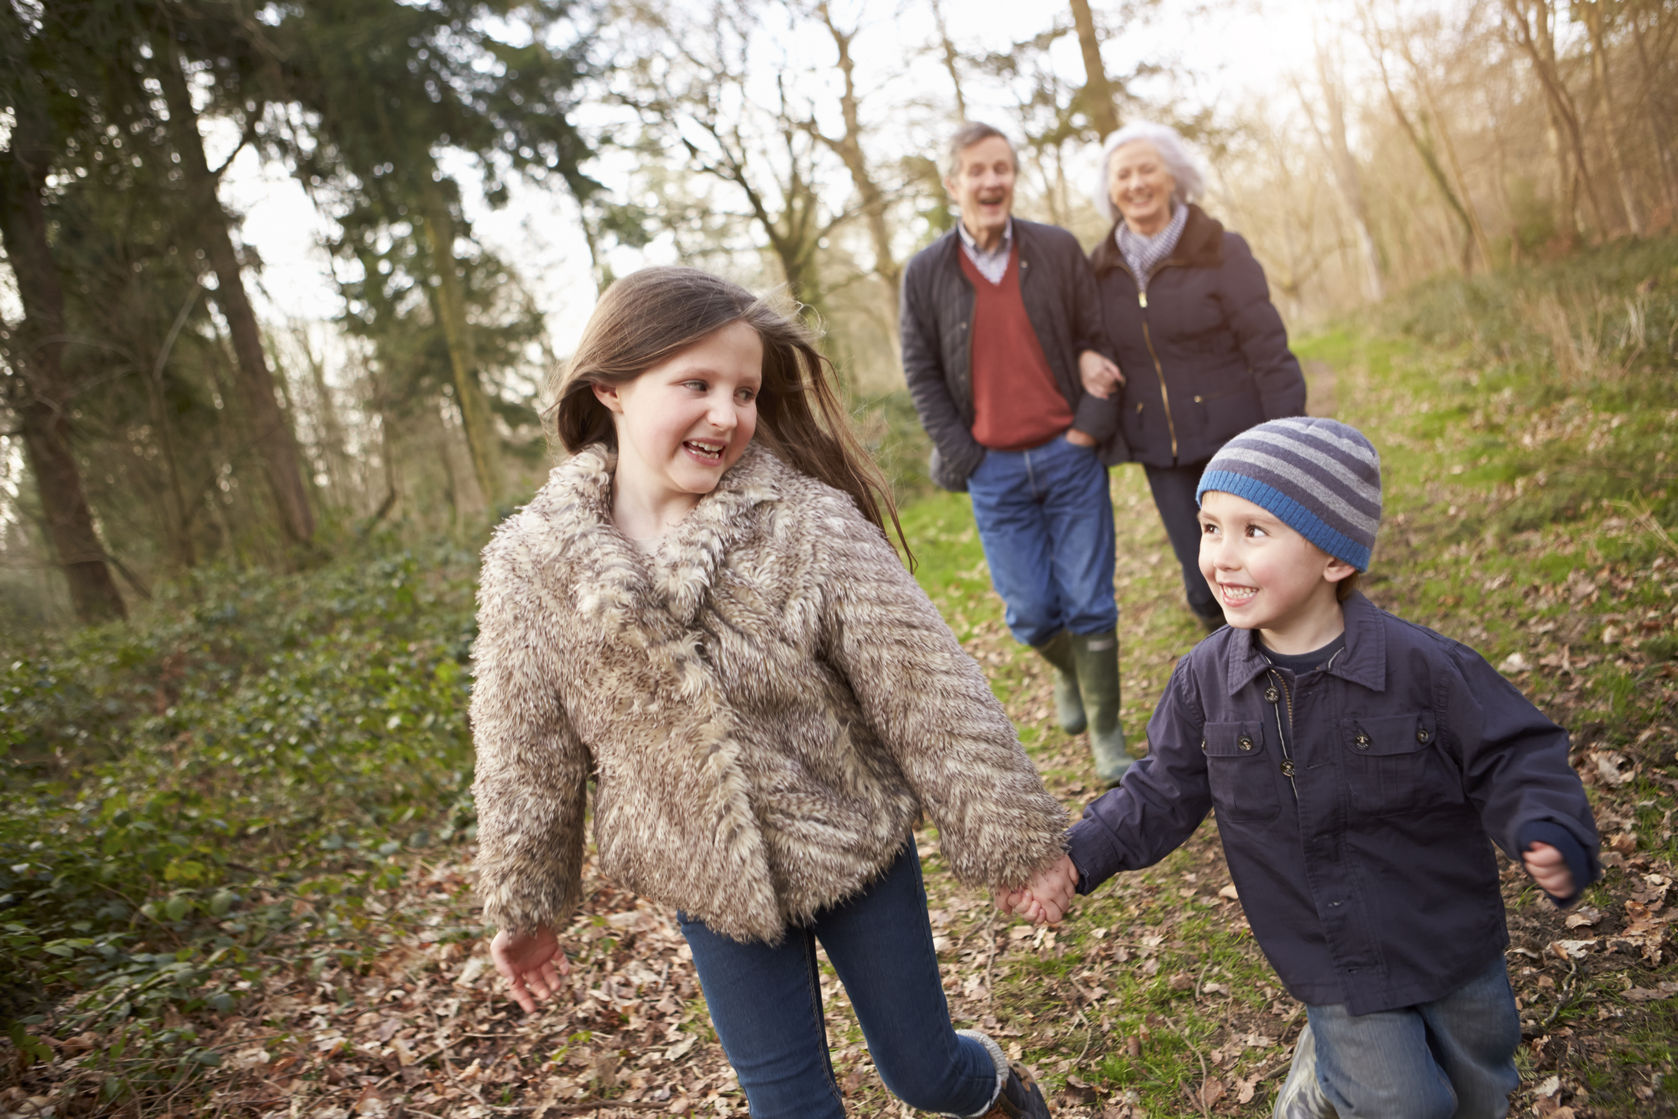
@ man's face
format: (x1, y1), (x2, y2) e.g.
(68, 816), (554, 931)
(944, 135), (1016, 250)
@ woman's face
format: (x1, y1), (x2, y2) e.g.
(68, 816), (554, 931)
(1107, 140), (1177, 236)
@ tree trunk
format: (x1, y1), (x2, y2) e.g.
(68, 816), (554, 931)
(1628, 2), (1678, 216)
(419, 184), (499, 510)
(154, 37), (316, 551)
(1366, 41), (1479, 273)
(0, 134), (128, 623)
(813, 2), (901, 340)
(295, 323), (354, 511)
(927, 0), (968, 121)
(1069, 0), (1120, 139)
(1305, 47), (1385, 300)
(1499, 0), (1609, 235)
(1392, 28), (1494, 269)
(1580, 0), (1644, 235)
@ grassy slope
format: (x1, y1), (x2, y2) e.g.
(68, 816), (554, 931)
(887, 236), (1678, 1118)
(2, 238), (1674, 1117)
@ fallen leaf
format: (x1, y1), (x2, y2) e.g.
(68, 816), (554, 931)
(1197, 1077), (1227, 1107)
(1563, 907), (1602, 929)
(1551, 939), (1597, 959)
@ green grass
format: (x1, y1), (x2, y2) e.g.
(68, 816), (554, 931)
(3, 235), (1675, 1117)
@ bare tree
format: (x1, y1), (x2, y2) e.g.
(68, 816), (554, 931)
(1498, 0), (1609, 238)
(1292, 39), (1386, 301)
(927, 0), (969, 120)
(806, 1), (903, 337)
(154, 35), (318, 552)
(1069, 0), (1120, 139)
(1575, 0), (1644, 234)
(1357, 0), (1487, 272)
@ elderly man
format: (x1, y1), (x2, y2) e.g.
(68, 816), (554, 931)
(900, 121), (1130, 785)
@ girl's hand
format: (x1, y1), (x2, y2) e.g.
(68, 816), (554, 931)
(490, 927), (569, 1013)
(1001, 854), (1080, 926)
(1522, 842), (1576, 901)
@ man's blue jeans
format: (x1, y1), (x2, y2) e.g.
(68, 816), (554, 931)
(678, 839), (998, 1119)
(1301, 955), (1521, 1118)
(965, 434), (1117, 647)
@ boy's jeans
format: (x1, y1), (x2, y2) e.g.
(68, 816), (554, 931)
(1273, 955), (1521, 1119)
(678, 838), (998, 1119)
(965, 433), (1117, 647)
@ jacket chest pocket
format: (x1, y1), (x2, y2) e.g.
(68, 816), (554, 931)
(1202, 721), (1282, 823)
(1341, 712), (1455, 816)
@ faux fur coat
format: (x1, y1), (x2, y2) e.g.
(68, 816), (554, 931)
(470, 443), (1068, 943)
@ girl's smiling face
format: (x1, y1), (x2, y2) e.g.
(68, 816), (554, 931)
(594, 319), (763, 524)
(1197, 490), (1355, 653)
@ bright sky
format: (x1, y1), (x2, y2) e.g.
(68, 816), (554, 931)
(223, 0), (1334, 350)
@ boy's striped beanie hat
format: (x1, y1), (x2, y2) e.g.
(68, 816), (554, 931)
(1195, 417), (1383, 571)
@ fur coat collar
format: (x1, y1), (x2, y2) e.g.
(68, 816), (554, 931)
(471, 443), (1066, 942)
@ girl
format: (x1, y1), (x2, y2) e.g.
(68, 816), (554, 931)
(470, 266), (1067, 1119)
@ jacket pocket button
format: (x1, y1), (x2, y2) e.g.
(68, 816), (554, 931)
(1354, 733), (1371, 750)
(1416, 728), (1431, 743)
(1238, 735), (1254, 751)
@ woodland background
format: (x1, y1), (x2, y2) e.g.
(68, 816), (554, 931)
(2, 1), (1676, 1117)
(4, 0), (1677, 621)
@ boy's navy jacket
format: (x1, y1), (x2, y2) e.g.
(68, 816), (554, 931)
(1065, 592), (1601, 1016)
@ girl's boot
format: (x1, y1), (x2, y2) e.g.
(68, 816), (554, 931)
(954, 1030), (1051, 1119)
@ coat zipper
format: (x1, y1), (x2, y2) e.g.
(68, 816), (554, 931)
(1134, 282), (1178, 461)
(1265, 668), (1300, 803)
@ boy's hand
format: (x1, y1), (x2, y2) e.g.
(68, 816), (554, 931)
(1014, 853), (1080, 926)
(1522, 841), (1576, 901)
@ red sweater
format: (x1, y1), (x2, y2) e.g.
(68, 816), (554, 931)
(960, 248), (1072, 450)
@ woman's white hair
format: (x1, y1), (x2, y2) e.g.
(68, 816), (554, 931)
(1091, 121), (1205, 224)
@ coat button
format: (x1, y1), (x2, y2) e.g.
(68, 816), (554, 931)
(1280, 760), (1295, 776)
(1265, 686), (1279, 703)
(1238, 734), (1254, 751)
(1416, 728), (1432, 743)
(1354, 733), (1371, 750)
(1200, 738), (1207, 752)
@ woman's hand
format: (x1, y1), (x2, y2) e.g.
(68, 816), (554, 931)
(1078, 349), (1125, 399)
(490, 927), (569, 1013)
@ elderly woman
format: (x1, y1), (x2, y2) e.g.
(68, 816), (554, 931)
(1085, 121), (1307, 631)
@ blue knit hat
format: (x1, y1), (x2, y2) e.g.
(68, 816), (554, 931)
(1196, 417), (1383, 571)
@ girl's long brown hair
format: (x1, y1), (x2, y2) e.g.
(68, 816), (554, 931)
(543, 266), (909, 562)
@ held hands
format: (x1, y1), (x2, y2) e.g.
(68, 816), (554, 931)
(1522, 841), (1577, 902)
(996, 853), (1080, 926)
(1077, 349), (1125, 399)
(490, 927), (570, 1013)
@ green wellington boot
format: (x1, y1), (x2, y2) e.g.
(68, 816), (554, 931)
(1071, 629), (1130, 786)
(1032, 631), (1086, 735)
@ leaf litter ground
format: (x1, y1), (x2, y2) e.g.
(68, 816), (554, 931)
(4, 343), (1675, 1118)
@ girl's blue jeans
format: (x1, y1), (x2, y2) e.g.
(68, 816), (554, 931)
(965, 433), (1117, 647)
(1300, 955), (1521, 1118)
(677, 838), (998, 1119)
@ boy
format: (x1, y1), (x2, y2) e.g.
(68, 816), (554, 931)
(1008, 417), (1599, 1118)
